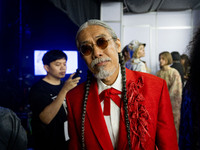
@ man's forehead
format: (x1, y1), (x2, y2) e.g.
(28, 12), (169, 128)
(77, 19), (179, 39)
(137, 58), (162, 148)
(52, 58), (66, 63)
(78, 25), (109, 37)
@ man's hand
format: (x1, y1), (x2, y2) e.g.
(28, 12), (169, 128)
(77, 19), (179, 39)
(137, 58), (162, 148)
(62, 73), (81, 92)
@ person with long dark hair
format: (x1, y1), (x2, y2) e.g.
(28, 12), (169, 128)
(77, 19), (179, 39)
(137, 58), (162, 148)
(179, 28), (200, 150)
(66, 19), (178, 150)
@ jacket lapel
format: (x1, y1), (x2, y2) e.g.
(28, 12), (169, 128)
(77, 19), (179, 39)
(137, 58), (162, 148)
(86, 80), (113, 149)
(117, 112), (128, 150)
(117, 68), (137, 150)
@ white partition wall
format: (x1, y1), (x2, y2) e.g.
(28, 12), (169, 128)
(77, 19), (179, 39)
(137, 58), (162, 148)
(192, 9), (200, 32)
(101, 2), (123, 40)
(101, 2), (193, 75)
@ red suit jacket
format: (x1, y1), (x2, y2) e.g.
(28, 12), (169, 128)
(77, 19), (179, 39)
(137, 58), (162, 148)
(66, 69), (178, 150)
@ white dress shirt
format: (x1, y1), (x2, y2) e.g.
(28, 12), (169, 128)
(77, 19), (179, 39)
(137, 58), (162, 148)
(97, 68), (122, 149)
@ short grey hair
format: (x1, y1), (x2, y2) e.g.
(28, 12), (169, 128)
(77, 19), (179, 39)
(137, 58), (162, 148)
(76, 19), (118, 49)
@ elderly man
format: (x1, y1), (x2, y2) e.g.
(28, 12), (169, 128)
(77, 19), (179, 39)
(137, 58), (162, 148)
(66, 19), (178, 150)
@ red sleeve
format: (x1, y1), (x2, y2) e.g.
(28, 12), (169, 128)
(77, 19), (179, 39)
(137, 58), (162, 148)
(156, 80), (178, 150)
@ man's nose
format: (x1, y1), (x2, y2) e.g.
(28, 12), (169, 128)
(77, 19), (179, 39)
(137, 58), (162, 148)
(92, 45), (103, 59)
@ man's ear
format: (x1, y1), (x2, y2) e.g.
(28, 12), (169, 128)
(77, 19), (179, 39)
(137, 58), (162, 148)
(115, 38), (121, 53)
(43, 65), (49, 72)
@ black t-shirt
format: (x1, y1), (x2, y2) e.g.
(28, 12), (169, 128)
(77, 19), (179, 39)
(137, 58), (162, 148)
(29, 79), (68, 150)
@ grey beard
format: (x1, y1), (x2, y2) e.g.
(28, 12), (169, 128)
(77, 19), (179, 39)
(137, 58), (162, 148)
(94, 66), (116, 79)
(90, 57), (116, 79)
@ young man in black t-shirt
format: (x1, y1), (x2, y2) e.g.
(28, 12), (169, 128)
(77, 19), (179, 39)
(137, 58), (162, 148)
(29, 50), (80, 150)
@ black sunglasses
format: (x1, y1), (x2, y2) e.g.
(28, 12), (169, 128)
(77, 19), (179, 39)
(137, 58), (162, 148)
(79, 37), (113, 56)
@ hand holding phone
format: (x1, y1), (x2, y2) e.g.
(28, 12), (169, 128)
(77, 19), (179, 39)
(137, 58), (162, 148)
(72, 69), (82, 79)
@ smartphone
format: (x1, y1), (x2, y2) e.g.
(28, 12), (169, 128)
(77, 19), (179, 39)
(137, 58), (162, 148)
(72, 69), (82, 79)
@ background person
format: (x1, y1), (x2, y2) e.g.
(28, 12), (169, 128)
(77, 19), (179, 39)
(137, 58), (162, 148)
(180, 54), (190, 82)
(66, 19), (178, 150)
(122, 45), (131, 68)
(179, 28), (200, 150)
(171, 51), (185, 86)
(127, 40), (150, 73)
(156, 51), (182, 141)
(0, 106), (27, 150)
(29, 50), (80, 150)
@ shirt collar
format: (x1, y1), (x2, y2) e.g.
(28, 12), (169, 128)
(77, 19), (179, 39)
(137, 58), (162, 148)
(97, 66), (122, 94)
(132, 58), (140, 62)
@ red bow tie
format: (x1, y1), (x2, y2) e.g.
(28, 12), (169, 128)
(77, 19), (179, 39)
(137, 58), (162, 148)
(99, 88), (122, 116)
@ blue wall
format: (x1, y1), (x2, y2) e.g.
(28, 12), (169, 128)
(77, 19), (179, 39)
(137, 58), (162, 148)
(0, 0), (88, 111)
